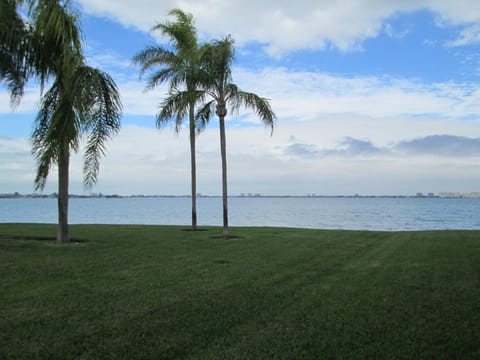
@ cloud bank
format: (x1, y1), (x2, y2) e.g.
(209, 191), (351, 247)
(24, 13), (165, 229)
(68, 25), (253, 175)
(2, 120), (480, 196)
(285, 134), (480, 159)
(76, 0), (480, 54)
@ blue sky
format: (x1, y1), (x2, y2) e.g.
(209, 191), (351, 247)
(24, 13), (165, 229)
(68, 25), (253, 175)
(1, 0), (480, 195)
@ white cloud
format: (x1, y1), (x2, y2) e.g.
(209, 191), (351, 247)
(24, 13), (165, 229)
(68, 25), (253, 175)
(118, 80), (167, 116)
(383, 22), (411, 39)
(232, 67), (480, 122)
(84, 46), (133, 77)
(426, 0), (480, 25)
(0, 137), (36, 192)
(76, 0), (480, 54)
(446, 23), (480, 46)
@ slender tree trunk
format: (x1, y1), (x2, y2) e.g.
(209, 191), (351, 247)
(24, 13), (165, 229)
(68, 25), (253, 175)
(57, 141), (70, 243)
(189, 102), (197, 231)
(219, 114), (229, 239)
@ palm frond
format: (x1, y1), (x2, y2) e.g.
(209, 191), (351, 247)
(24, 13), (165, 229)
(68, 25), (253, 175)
(156, 90), (190, 131)
(195, 100), (216, 131)
(72, 66), (122, 188)
(145, 67), (178, 91)
(132, 47), (193, 94)
(131, 46), (179, 77)
(152, 9), (197, 56)
(0, 0), (29, 105)
(0, 63), (26, 106)
(235, 90), (276, 133)
(32, 80), (62, 190)
(201, 36), (235, 90)
(32, 139), (57, 191)
(30, 0), (84, 90)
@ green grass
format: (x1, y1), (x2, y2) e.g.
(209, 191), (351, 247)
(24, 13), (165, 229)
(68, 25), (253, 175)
(1, 224), (479, 359)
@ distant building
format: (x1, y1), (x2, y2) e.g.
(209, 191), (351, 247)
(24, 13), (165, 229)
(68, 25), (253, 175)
(439, 192), (462, 198)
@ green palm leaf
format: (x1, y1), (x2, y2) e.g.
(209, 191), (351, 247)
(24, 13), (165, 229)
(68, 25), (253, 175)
(0, 0), (29, 104)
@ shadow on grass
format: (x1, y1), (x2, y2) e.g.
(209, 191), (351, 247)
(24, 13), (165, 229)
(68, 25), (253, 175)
(212, 259), (231, 264)
(0, 235), (85, 244)
(209, 235), (244, 240)
(179, 228), (244, 240)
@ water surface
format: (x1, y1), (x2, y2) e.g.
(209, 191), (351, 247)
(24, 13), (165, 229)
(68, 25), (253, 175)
(1, 197), (480, 231)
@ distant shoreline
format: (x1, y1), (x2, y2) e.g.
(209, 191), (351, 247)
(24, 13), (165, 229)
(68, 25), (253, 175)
(2, 193), (480, 199)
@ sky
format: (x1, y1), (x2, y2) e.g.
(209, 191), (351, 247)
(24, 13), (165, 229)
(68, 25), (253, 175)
(1, 0), (480, 196)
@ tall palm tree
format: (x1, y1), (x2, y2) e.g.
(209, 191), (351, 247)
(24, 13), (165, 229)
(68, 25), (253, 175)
(132, 9), (204, 231)
(31, 0), (122, 243)
(198, 36), (276, 239)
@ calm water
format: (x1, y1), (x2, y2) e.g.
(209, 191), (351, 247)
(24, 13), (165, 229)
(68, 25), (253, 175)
(1, 197), (480, 231)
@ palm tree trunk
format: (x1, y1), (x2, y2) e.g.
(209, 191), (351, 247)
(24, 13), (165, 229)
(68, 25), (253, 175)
(219, 115), (229, 239)
(189, 102), (197, 231)
(57, 141), (70, 243)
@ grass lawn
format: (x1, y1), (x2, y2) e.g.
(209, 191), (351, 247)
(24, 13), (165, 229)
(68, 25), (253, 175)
(1, 224), (479, 359)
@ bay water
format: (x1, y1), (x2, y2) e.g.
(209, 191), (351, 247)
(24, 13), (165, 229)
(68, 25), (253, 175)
(1, 197), (480, 231)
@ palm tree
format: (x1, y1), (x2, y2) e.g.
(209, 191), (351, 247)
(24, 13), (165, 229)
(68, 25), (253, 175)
(132, 9), (204, 231)
(31, 0), (122, 243)
(198, 36), (276, 239)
